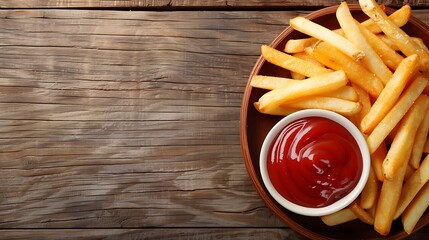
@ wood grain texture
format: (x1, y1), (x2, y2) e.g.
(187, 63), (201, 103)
(0, 228), (427, 239)
(0, 229), (309, 240)
(0, 8), (429, 240)
(0, 0), (427, 9)
(0, 9), (296, 230)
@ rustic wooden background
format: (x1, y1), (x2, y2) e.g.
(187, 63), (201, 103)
(0, 0), (427, 8)
(0, 0), (429, 239)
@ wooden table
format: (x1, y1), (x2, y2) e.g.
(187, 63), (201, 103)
(1, 0), (429, 239)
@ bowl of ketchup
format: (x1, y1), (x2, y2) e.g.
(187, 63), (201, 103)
(259, 109), (370, 217)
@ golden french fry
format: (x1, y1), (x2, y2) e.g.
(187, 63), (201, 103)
(359, 0), (429, 70)
(359, 23), (404, 71)
(289, 16), (365, 61)
(376, 175), (406, 236)
(402, 181), (429, 234)
(290, 71), (305, 80)
(352, 84), (372, 128)
(376, 34), (400, 51)
(250, 75), (299, 90)
(360, 4), (411, 34)
(306, 41), (384, 98)
(284, 5), (411, 54)
(374, 95), (428, 235)
(360, 54), (420, 134)
(261, 45), (332, 77)
(360, 166), (379, 209)
(327, 86), (359, 101)
(413, 37), (429, 52)
(255, 96), (359, 117)
(395, 155), (429, 219)
(283, 96), (362, 116)
(382, 95), (428, 180)
(256, 70), (348, 114)
(409, 38), (428, 52)
(368, 195), (378, 219)
(371, 142), (387, 182)
(366, 76), (428, 154)
(337, 2), (393, 81)
(376, 35), (427, 52)
(284, 38), (319, 54)
(253, 102), (298, 116)
(251, 76), (358, 101)
(290, 52), (323, 79)
(350, 201), (375, 225)
(409, 108), (429, 169)
(321, 208), (358, 226)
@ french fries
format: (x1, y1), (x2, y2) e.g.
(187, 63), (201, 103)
(321, 208), (358, 226)
(395, 155), (429, 219)
(251, 76), (358, 101)
(251, 1), (429, 236)
(371, 142), (387, 182)
(409, 108), (429, 169)
(360, 54), (420, 134)
(328, 86), (359, 101)
(350, 201), (375, 225)
(366, 75), (428, 154)
(305, 41), (384, 98)
(284, 5), (412, 54)
(284, 96), (362, 116)
(261, 45), (332, 77)
(381, 95), (428, 180)
(284, 38), (318, 54)
(291, 52), (323, 80)
(359, 0), (429, 70)
(254, 102), (298, 116)
(375, 95), (428, 235)
(352, 84), (371, 130)
(359, 24), (404, 70)
(402, 181), (429, 234)
(289, 16), (365, 61)
(336, 2), (393, 81)
(373, 35), (424, 52)
(250, 75), (299, 90)
(360, 166), (378, 209)
(360, 4), (411, 34)
(256, 70), (347, 114)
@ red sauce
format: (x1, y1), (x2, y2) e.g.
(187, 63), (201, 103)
(267, 117), (362, 208)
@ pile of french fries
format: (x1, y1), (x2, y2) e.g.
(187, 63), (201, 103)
(252, 0), (429, 236)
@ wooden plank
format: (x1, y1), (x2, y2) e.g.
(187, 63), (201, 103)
(0, 228), (427, 239)
(0, 0), (426, 9)
(0, 229), (310, 240)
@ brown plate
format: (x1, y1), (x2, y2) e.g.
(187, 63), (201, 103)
(240, 4), (429, 240)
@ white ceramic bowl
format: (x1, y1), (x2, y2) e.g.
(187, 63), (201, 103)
(259, 109), (370, 217)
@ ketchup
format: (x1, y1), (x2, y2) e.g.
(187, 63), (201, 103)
(267, 117), (362, 208)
